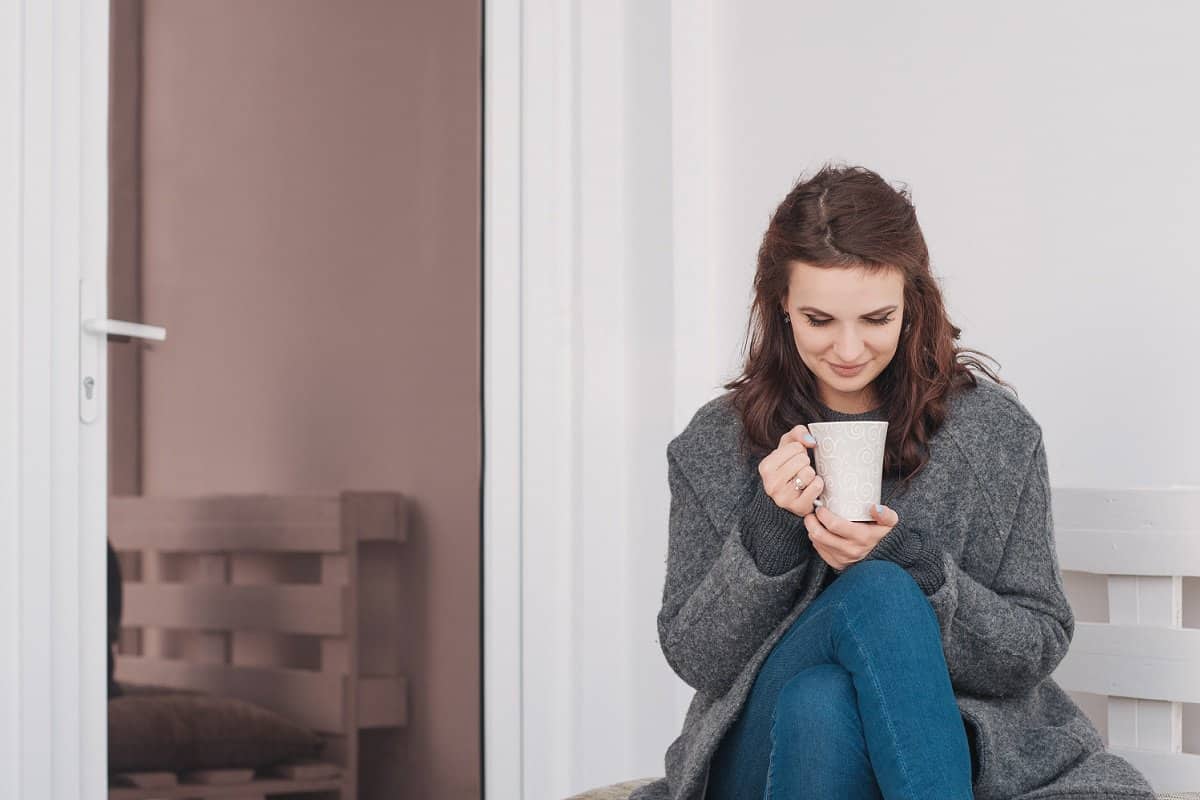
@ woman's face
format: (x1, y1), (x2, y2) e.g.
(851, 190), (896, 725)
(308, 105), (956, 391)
(780, 262), (906, 413)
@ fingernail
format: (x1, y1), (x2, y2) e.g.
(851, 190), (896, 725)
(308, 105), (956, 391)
(803, 434), (816, 444)
(875, 504), (884, 514)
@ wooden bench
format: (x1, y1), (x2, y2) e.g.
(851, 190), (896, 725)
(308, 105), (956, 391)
(567, 488), (1200, 799)
(1051, 487), (1200, 797)
(109, 491), (409, 800)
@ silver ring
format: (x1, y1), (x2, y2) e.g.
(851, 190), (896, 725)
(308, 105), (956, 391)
(792, 474), (807, 491)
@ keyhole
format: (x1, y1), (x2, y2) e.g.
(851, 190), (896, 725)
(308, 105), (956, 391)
(83, 376), (95, 400)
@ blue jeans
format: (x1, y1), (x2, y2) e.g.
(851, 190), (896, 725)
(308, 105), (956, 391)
(706, 559), (975, 800)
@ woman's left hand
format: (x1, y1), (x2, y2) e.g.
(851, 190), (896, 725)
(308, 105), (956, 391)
(804, 503), (901, 572)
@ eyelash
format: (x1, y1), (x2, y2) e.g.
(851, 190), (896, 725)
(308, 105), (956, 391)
(804, 315), (894, 328)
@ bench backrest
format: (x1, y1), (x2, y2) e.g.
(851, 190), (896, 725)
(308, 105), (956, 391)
(110, 491), (410, 792)
(1052, 487), (1200, 793)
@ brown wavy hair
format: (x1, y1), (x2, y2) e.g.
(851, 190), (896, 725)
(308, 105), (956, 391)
(723, 162), (1013, 495)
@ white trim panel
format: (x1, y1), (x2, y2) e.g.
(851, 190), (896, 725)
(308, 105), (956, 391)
(483, 0), (524, 798)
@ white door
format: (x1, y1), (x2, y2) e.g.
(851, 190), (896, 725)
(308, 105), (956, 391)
(2, 0), (112, 797)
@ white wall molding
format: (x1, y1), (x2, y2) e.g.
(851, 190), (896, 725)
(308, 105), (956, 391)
(518, 0), (584, 796)
(482, 0), (523, 796)
(0, 0), (23, 788)
(670, 0), (722, 429)
(485, 0), (689, 796)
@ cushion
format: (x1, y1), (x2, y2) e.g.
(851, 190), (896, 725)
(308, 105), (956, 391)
(565, 778), (659, 800)
(108, 688), (324, 774)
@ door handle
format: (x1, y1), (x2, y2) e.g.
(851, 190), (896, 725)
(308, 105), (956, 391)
(79, 277), (167, 423)
(82, 318), (167, 342)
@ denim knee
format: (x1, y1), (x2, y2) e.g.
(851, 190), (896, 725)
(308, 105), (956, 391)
(837, 559), (925, 604)
(774, 663), (858, 737)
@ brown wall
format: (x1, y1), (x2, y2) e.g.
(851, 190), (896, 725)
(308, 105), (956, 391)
(128, 2), (481, 797)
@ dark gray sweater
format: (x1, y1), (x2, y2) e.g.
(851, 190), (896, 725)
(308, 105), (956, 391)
(629, 376), (1157, 800)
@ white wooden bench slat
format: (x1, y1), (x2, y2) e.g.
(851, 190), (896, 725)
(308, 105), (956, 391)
(1057, 528), (1200, 576)
(1109, 748), (1200, 795)
(1052, 489), (1200, 530)
(1053, 622), (1200, 704)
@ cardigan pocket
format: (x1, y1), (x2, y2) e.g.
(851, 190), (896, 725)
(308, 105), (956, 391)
(959, 707), (987, 790)
(961, 710), (982, 786)
(970, 716), (1090, 800)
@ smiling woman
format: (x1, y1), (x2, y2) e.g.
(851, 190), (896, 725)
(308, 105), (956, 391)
(622, 163), (1159, 800)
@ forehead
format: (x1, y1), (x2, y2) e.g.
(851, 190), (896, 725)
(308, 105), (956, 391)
(786, 262), (904, 309)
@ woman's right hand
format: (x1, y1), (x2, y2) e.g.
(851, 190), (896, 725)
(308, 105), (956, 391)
(758, 424), (824, 517)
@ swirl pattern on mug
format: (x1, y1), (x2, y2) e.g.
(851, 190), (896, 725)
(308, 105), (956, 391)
(808, 421), (888, 521)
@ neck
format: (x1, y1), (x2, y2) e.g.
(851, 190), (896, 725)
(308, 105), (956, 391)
(820, 392), (879, 415)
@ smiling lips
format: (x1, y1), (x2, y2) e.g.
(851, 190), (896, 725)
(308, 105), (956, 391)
(831, 361), (868, 375)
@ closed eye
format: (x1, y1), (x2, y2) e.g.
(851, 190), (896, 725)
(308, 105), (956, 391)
(805, 316), (894, 327)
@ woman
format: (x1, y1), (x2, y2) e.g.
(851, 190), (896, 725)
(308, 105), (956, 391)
(629, 165), (1156, 800)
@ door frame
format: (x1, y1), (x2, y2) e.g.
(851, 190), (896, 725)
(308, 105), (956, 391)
(1, 0), (110, 798)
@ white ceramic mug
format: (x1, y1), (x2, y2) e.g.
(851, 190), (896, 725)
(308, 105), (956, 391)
(806, 420), (888, 521)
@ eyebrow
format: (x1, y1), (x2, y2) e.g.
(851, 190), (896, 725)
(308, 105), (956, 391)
(796, 304), (899, 317)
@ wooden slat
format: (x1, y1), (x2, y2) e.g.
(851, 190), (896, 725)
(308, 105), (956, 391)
(359, 676), (408, 728)
(1052, 622), (1200, 704)
(1053, 487), (1200, 530)
(1107, 575), (1183, 752)
(1106, 747), (1200, 795)
(341, 491), (410, 542)
(110, 492), (409, 553)
(122, 583), (347, 636)
(180, 768), (255, 785)
(110, 772), (177, 789)
(267, 762), (341, 780)
(115, 656), (346, 734)
(1056, 528), (1200, 577)
(108, 776), (343, 800)
(109, 495), (343, 553)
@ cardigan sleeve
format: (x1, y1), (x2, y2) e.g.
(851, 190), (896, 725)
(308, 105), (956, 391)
(922, 433), (1076, 698)
(739, 476), (814, 576)
(656, 448), (810, 696)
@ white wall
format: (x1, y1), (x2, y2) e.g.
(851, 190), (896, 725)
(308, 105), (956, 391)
(499, 2), (1200, 797)
(710, 1), (1200, 488)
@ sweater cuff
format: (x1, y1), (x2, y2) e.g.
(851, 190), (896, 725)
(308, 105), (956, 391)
(739, 480), (810, 577)
(862, 522), (946, 594)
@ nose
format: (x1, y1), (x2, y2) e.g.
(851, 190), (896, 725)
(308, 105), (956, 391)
(833, 329), (867, 362)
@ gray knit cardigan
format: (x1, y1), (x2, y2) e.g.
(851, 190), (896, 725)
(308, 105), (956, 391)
(629, 376), (1156, 800)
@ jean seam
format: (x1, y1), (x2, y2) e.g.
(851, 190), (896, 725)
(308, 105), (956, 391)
(763, 704), (780, 800)
(775, 597), (838, 651)
(837, 598), (919, 799)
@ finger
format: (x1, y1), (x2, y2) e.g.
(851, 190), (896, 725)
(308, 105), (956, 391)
(815, 504), (853, 538)
(805, 514), (854, 561)
(870, 502), (900, 528)
(772, 449), (813, 489)
(779, 424), (816, 449)
(782, 473), (823, 514)
(760, 441), (810, 476)
(769, 464), (815, 497)
(814, 507), (873, 549)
